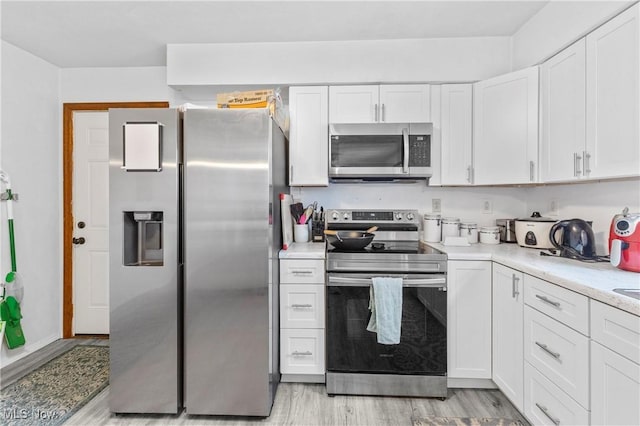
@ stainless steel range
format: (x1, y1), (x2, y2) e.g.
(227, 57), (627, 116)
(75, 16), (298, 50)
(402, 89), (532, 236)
(325, 209), (448, 398)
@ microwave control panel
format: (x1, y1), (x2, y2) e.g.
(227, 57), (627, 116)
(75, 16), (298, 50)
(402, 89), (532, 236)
(408, 135), (430, 167)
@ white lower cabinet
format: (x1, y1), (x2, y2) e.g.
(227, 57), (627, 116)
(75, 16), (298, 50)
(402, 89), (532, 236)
(279, 256), (325, 381)
(447, 261), (492, 379)
(590, 300), (640, 426)
(524, 362), (590, 426)
(492, 263), (524, 411)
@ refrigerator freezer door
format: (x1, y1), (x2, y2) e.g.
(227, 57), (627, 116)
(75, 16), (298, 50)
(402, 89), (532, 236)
(108, 109), (182, 414)
(184, 109), (278, 416)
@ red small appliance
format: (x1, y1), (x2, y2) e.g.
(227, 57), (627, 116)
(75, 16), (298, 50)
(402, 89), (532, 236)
(609, 208), (640, 273)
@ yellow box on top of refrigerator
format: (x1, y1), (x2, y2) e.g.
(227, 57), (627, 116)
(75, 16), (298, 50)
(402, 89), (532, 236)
(216, 90), (274, 108)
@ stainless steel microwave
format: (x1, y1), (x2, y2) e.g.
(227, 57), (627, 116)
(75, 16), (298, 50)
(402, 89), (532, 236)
(329, 127), (432, 181)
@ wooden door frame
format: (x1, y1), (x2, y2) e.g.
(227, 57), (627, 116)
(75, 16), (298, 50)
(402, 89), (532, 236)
(63, 101), (169, 338)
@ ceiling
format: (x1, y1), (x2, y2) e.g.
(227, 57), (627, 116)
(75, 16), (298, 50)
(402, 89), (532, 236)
(1, 1), (550, 68)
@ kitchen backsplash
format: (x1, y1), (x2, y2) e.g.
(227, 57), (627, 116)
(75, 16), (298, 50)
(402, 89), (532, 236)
(295, 178), (640, 255)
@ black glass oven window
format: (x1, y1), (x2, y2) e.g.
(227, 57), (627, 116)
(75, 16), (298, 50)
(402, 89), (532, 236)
(330, 135), (403, 167)
(326, 285), (446, 375)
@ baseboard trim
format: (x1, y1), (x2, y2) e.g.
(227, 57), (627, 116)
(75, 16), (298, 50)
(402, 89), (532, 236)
(0, 333), (60, 369)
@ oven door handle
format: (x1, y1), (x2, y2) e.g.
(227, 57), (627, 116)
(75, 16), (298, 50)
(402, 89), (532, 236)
(328, 275), (446, 288)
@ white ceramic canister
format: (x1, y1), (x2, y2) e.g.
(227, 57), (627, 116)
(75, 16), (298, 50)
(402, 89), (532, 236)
(441, 217), (461, 241)
(479, 226), (501, 244)
(423, 214), (442, 243)
(460, 222), (479, 244)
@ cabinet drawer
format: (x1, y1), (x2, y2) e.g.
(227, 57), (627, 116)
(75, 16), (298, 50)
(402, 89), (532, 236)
(280, 259), (325, 284)
(591, 300), (640, 364)
(524, 274), (589, 335)
(280, 284), (325, 329)
(524, 306), (589, 408)
(280, 329), (325, 375)
(524, 362), (589, 426)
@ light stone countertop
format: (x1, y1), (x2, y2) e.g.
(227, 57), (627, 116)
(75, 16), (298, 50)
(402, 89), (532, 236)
(426, 241), (640, 316)
(279, 242), (326, 259)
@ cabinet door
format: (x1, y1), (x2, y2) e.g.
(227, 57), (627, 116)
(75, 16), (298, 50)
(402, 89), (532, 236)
(289, 86), (329, 186)
(492, 263), (524, 412)
(474, 67), (539, 185)
(591, 341), (640, 426)
(379, 84), (430, 123)
(440, 84), (474, 185)
(329, 85), (379, 123)
(447, 261), (492, 379)
(586, 4), (640, 179)
(540, 39), (587, 182)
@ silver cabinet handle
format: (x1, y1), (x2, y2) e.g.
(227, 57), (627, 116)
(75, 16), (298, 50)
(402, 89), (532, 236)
(466, 166), (472, 183)
(535, 341), (561, 360)
(291, 304), (313, 308)
(535, 403), (560, 425)
(529, 160), (535, 182)
(291, 270), (313, 275)
(374, 104), (379, 122)
(381, 103), (386, 122)
(574, 152), (582, 177)
(402, 128), (409, 173)
(535, 294), (561, 308)
(512, 274), (520, 298)
(583, 151), (591, 176)
(292, 351), (312, 356)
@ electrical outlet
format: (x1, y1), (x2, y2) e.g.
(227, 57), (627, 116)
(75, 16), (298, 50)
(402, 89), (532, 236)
(549, 199), (559, 216)
(432, 198), (441, 213)
(482, 199), (492, 214)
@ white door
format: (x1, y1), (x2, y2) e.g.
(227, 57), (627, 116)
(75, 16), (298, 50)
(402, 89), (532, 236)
(73, 111), (109, 334)
(473, 67), (539, 185)
(379, 84), (430, 123)
(440, 84), (474, 185)
(492, 263), (524, 412)
(586, 3), (640, 179)
(329, 85), (379, 123)
(540, 39), (586, 182)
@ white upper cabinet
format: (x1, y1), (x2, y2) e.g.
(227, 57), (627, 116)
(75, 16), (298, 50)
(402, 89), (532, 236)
(586, 3), (640, 179)
(289, 86), (329, 186)
(473, 67), (539, 185)
(440, 84), (474, 185)
(540, 39), (587, 182)
(329, 84), (430, 124)
(379, 84), (431, 123)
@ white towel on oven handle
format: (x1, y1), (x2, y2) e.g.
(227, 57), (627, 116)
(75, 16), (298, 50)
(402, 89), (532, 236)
(366, 276), (403, 344)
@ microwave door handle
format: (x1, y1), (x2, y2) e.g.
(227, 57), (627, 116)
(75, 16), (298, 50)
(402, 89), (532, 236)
(402, 128), (409, 174)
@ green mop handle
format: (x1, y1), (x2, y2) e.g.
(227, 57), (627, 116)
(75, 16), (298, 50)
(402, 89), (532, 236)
(0, 171), (17, 284)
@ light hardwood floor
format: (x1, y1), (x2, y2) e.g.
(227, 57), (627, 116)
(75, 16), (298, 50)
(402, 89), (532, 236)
(2, 339), (529, 425)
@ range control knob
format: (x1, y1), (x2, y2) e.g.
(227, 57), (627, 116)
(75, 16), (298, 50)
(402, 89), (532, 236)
(331, 211), (339, 220)
(395, 212), (403, 221)
(343, 213), (350, 220)
(407, 213), (415, 221)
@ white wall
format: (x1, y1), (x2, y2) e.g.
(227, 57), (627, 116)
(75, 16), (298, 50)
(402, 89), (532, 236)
(167, 37), (512, 88)
(1, 41), (61, 366)
(526, 179), (640, 255)
(61, 66), (174, 103)
(511, 1), (635, 69)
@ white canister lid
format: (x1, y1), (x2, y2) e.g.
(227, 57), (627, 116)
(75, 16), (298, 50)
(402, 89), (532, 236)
(424, 214), (441, 219)
(460, 223), (477, 229)
(442, 217), (460, 224)
(479, 226), (500, 233)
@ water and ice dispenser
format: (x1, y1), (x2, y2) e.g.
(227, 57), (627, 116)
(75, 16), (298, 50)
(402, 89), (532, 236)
(123, 211), (163, 266)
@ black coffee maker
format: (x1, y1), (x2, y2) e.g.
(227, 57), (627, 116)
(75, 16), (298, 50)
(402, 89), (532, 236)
(549, 219), (598, 261)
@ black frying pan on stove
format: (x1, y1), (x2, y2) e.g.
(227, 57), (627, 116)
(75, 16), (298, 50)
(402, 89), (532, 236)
(323, 226), (378, 250)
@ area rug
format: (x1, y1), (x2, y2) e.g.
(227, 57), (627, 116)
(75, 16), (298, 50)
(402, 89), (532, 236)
(413, 416), (525, 426)
(1, 345), (109, 426)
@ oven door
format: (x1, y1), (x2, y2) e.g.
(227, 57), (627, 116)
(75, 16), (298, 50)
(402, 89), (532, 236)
(326, 273), (447, 376)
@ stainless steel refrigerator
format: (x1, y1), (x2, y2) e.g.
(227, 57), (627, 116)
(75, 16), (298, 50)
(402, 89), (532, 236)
(108, 108), (284, 416)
